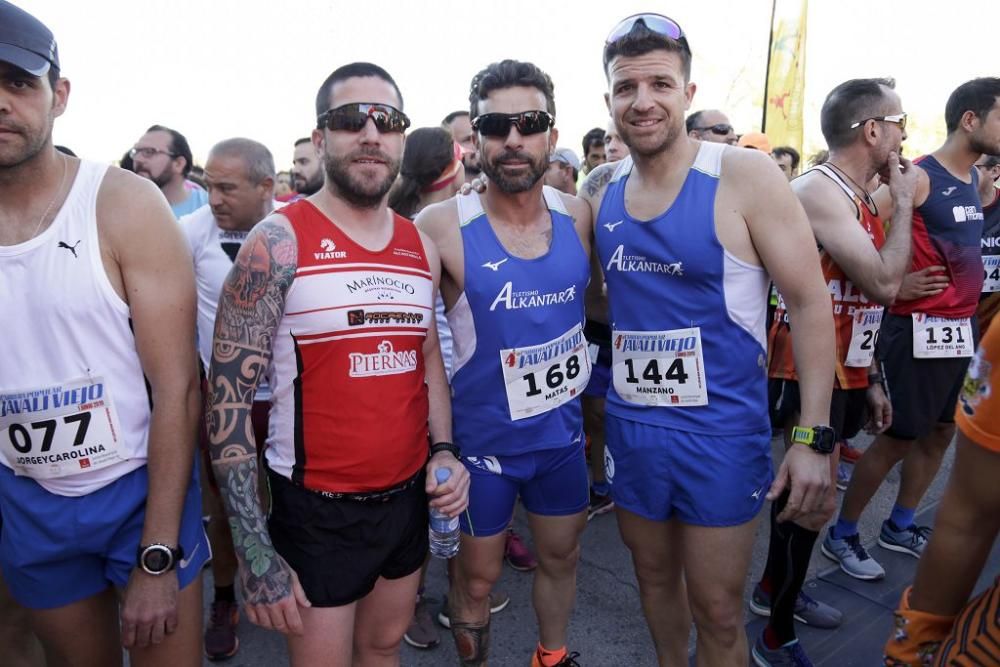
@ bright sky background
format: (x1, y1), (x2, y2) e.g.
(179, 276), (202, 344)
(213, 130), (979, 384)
(18, 0), (999, 172)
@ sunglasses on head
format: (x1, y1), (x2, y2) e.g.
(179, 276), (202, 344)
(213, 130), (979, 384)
(471, 111), (555, 138)
(849, 112), (907, 132)
(694, 123), (734, 136)
(317, 103), (411, 134)
(604, 13), (690, 66)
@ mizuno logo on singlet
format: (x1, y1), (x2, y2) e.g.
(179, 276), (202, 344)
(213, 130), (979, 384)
(603, 220), (624, 232)
(482, 258), (508, 271)
(941, 186), (957, 196)
(57, 240), (81, 258)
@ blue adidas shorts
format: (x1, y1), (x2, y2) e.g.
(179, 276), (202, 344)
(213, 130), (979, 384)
(604, 415), (773, 527)
(460, 439), (589, 537)
(0, 463), (210, 609)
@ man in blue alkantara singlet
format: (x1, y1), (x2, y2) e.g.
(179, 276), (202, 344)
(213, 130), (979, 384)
(582, 14), (837, 666)
(417, 60), (593, 667)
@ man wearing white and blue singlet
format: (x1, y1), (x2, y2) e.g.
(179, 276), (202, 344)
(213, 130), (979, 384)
(583, 14), (836, 666)
(417, 59), (592, 667)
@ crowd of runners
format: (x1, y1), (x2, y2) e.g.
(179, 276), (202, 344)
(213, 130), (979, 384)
(1, 2), (1000, 666)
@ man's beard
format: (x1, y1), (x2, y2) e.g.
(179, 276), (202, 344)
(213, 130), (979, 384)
(480, 149), (548, 193)
(323, 148), (400, 209)
(619, 117), (682, 158)
(295, 170), (323, 196)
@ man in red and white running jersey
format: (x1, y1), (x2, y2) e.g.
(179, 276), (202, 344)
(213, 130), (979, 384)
(206, 62), (469, 665)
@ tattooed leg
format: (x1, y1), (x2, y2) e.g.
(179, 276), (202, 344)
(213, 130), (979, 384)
(451, 618), (490, 667)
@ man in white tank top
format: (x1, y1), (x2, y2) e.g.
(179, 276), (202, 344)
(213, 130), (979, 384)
(0, 3), (207, 666)
(179, 137), (280, 661)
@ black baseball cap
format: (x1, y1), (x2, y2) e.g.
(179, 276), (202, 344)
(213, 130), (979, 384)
(0, 1), (60, 76)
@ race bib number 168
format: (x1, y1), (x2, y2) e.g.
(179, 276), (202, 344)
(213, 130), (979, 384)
(612, 328), (708, 407)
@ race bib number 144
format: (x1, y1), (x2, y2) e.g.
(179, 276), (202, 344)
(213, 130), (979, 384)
(612, 328), (708, 407)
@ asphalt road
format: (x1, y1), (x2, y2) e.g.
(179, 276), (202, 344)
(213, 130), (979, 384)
(197, 431), (959, 666)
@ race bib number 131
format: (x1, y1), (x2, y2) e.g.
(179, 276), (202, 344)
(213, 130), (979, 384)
(612, 328), (708, 407)
(911, 314), (974, 359)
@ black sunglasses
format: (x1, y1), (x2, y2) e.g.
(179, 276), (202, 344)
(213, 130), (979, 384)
(604, 13), (690, 66)
(317, 103), (411, 134)
(471, 111), (555, 138)
(693, 123), (734, 136)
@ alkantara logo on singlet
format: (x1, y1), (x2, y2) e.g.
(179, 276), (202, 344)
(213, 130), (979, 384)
(348, 340), (418, 378)
(605, 244), (683, 276)
(489, 281), (577, 312)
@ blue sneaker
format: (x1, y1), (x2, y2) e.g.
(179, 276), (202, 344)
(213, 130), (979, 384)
(878, 521), (931, 558)
(748, 584), (843, 628)
(752, 633), (814, 666)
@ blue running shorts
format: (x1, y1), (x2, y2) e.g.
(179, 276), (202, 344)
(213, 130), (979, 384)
(460, 439), (588, 537)
(604, 415), (773, 526)
(0, 463), (210, 609)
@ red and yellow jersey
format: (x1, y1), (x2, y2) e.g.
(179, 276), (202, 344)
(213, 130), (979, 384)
(769, 165), (886, 389)
(264, 200), (433, 493)
(955, 319), (999, 453)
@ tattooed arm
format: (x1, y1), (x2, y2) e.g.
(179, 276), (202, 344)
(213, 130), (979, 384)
(206, 214), (310, 635)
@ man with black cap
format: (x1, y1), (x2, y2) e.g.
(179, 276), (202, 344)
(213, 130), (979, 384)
(0, 2), (208, 665)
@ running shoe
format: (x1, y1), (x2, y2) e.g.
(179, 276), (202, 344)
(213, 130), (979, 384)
(505, 528), (537, 571)
(878, 521), (932, 558)
(531, 649), (582, 667)
(839, 441), (863, 464)
(751, 634), (814, 666)
(836, 461), (852, 491)
(587, 490), (615, 521)
(204, 599), (239, 661)
(436, 591), (511, 629)
(821, 529), (885, 580)
(403, 594), (440, 649)
(748, 584), (843, 628)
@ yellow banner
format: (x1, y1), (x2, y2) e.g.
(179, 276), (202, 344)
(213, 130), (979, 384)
(763, 0), (808, 152)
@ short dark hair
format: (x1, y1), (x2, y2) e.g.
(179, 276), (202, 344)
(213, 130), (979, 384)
(582, 128), (605, 156)
(686, 110), (706, 133)
(772, 146), (800, 170)
(314, 62), (404, 119)
(980, 154), (1000, 169)
(442, 110), (469, 126)
(294, 137), (312, 148)
(469, 60), (556, 119)
(603, 19), (691, 81)
(819, 78), (896, 150)
(945, 78), (1000, 135)
(145, 124), (194, 176)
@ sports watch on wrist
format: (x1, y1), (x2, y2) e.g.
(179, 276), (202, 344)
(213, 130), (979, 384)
(136, 543), (184, 575)
(790, 425), (836, 454)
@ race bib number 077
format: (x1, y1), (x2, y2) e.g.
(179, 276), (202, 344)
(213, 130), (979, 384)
(612, 328), (708, 407)
(0, 376), (126, 479)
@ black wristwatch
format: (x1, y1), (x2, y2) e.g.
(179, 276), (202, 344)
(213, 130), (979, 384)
(790, 425), (836, 454)
(430, 441), (461, 459)
(136, 543), (184, 575)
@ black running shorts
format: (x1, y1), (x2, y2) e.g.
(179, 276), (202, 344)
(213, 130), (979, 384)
(878, 312), (978, 440)
(267, 466), (428, 607)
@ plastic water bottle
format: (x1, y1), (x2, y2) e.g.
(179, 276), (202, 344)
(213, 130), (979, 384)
(428, 468), (460, 559)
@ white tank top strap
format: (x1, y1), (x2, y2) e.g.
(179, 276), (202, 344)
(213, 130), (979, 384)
(541, 185), (569, 215)
(692, 140), (724, 178)
(456, 191), (485, 227)
(811, 164), (859, 200)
